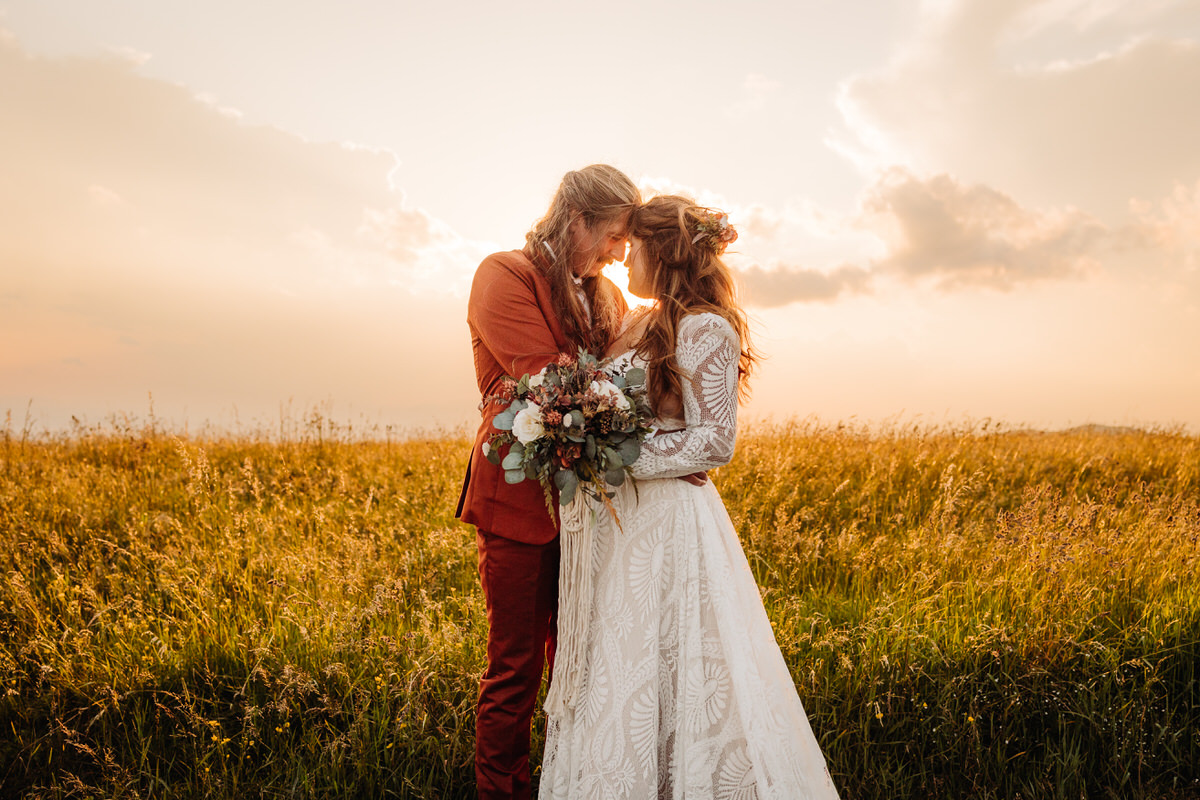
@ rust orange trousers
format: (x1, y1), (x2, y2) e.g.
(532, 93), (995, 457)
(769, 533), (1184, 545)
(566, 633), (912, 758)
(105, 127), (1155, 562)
(474, 529), (559, 800)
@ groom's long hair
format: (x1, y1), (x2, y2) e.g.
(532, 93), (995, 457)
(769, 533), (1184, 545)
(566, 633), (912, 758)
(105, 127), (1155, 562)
(630, 195), (759, 415)
(525, 165), (639, 355)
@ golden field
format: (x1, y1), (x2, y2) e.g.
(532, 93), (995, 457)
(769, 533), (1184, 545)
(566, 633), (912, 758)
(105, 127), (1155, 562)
(1, 414), (1198, 798)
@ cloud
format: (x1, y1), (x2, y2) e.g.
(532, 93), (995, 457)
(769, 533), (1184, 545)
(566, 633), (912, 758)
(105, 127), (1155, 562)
(1013, 0), (1195, 38)
(858, 168), (1112, 289)
(0, 30), (484, 431)
(833, 0), (1200, 222)
(1130, 177), (1200, 273)
(732, 167), (1120, 303)
(0, 29), (483, 291)
(737, 263), (872, 306)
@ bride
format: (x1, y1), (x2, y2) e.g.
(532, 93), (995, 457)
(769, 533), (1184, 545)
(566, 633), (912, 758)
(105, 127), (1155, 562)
(538, 195), (840, 799)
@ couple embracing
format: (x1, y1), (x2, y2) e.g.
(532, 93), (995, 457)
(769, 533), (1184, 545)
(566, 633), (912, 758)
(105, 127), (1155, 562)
(457, 165), (840, 800)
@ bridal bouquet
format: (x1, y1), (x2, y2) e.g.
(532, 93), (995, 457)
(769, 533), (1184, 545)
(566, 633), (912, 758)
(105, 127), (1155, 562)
(483, 349), (653, 517)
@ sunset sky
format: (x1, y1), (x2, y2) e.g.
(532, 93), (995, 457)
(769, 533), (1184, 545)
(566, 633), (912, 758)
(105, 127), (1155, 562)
(2, 0), (1198, 435)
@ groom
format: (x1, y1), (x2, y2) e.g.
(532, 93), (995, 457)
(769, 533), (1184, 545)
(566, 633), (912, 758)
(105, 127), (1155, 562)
(456, 164), (639, 800)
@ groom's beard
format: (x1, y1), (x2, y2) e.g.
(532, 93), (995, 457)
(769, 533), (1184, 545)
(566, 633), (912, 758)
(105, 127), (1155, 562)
(580, 250), (616, 278)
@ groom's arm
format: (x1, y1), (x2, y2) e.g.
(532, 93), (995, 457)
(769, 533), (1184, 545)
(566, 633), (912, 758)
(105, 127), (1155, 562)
(469, 255), (562, 383)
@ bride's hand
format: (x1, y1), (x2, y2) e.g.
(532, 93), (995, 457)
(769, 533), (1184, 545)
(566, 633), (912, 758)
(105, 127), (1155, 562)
(605, 310), (649, 357)
(678, 471), (708, 486)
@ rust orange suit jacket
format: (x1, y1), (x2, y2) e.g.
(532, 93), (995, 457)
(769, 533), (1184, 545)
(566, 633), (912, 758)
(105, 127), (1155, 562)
(456, 248), (627, 545)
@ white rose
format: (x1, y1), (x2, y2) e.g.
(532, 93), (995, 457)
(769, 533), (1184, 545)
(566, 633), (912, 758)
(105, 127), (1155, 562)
(512, 403), (545, 444)
(481, 441), (491, 458)
(529, 369), (546, 389)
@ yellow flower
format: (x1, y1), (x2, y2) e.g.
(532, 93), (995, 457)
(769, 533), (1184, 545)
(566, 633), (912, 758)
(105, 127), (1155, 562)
(968, 715), (976, 723)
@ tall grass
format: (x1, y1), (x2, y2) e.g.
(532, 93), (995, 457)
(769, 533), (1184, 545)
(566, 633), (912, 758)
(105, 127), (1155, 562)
(1, 415), (1197, 798)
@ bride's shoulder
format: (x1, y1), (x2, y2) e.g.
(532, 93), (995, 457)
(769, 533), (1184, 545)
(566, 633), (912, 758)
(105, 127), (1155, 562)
(678, 311), (737, 342)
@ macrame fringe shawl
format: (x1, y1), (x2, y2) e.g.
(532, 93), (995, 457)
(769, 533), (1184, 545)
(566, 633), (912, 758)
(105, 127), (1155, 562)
(543, 493), (597, 718)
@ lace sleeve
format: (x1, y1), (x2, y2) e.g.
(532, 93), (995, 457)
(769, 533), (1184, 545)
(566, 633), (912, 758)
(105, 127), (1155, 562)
(630, 313), (739, 480)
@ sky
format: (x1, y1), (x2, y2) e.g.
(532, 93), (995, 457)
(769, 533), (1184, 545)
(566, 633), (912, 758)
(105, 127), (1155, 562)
(2, 0), (1198, 436)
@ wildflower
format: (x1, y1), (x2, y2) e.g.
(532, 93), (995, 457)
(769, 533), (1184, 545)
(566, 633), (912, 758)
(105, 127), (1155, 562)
(589, 379), (630, 410)
(494, 379), (517, 402)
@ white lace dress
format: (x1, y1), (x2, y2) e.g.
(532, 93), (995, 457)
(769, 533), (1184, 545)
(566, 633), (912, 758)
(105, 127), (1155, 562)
(539, 313), (840, 800)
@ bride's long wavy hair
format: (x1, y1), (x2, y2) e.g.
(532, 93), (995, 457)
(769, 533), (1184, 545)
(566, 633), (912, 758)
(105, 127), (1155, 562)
(524, 165), (640, 355)
(630, 195), (759, 414)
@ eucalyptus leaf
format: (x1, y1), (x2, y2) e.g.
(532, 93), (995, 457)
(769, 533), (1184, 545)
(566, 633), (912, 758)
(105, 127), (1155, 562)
(493, 408), (517, 431)
(585, 435), (597, 461)
(558, 479), (578, 506)
(554, 469), (578, 494)
(569, 410), (586, 428)
(602, 447), (624, 469)
(604, 467), (626, 486)
(501, 451), (524, 471)
(624, 367), (646, 387)
(504, 469), (526, 485)
(485, 444), (502, 465)
(618, 438), (641, 465)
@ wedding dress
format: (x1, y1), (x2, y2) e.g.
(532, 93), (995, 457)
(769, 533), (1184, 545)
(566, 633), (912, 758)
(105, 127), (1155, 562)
(539, 313), (840, 800)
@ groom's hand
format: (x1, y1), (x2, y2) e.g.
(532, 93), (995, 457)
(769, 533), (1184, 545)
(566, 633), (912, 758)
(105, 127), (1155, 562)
(678, 471), (708, 486)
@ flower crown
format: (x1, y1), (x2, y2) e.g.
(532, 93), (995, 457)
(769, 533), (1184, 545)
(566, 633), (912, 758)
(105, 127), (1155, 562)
(690, 209), (738, 255)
